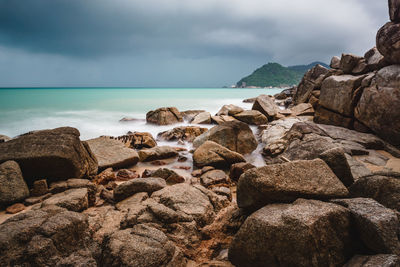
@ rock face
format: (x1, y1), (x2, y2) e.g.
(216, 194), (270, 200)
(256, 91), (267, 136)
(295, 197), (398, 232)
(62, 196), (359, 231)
(354, 65), (400, 147)
(193, 141), (245, 169)
(332, 198), (400, 255)
(252, 95), (279, 121)
(0, 206), (95, 266)
(233, 110), (268, 125)
(229, 199), (353, 267)
(0, 161), (29, 206)
(319, 147), (354, 187)
(237, 159), (349, 212)
(191, 112), (212, 124)
(146, 107), (183, 125)
(41, 188), (90, 212)
(390, 0), (400, 22)
(193, 121), (257, 155)
(114, 177), (167, 201)
(86, 137), (139, 170)
(294, 64), (330, 104)
(138, 146), (178, 162)
(377, 22), (400, 64)
(157, 126), (208, 142)
(0, 127), (98, 184)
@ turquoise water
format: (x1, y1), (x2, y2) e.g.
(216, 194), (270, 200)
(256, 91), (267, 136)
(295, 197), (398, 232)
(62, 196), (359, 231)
(0, 88), (283, 140)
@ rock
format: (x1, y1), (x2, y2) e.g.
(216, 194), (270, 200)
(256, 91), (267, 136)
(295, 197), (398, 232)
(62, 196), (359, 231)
(193, 121), (257, 155)
(377, 22), (400, 64)
(243, 97), (256, 103)
(86, 136), (139, 171)
(251, 95), (280, 121)
(345, 154), (373, 180)
(193, 141), (245, 169)
(146, 107), (183, 125)
(319, 75), (364, 117)
(274, 91), (287, 100)
(149, 168), (185, 184)
(0, 135), (10, 143)
(157, 126), (208, 142)
(24, 193), (52, 206)
(0, 161), (29, 207)
(330, 56), (341, 69)
(211, 187), (232, 200)
(138, 146), (179, 162)
(390, 0), (400, 22)
(332, 198), (400, 255)
(191, 112), (212, 124)
(117, 132), (157, 149)
(181, 110), (206, 122)
(211, 115), (239, 125)
(229, 199), (353, 267)
(289, 103), (315, 116)
(6, 203), (26, 214)
(314, 106), (353, 129)
(294, 64), (330, 104)
(237, 159), (349, 211)
(261, 117), (302, 144)
(101, 224), (180, 267)
(340, 53), (363, 74)
(41, 188), (90, 212)
(319, 147), (354, 187)
(30, 179), (48, 197)
(200, 170), (229, 188)
(119, 116), (143, 122)
(114, 177), (166, 202)
(344, 254), (400, 267)
(352, 59), (370, 75)
(95, 168), (116, 185)
(216, 104), (244, 116)
(355, 66), (400, 147)
(233, 110), (268, 125)
(364, 47), (388, 71)
(0, 206), (93, 267)
(0, 127), (97, 184)
(116, 169), (139, 180)
(229, 162), (255, 182)
(349, 175), (400, 211)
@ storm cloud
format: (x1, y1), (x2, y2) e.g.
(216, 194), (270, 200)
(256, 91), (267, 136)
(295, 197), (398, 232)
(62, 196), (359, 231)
(0, 0), (389, 87)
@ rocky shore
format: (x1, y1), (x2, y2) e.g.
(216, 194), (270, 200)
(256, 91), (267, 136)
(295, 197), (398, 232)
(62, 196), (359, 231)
(1, 2), (400, 267)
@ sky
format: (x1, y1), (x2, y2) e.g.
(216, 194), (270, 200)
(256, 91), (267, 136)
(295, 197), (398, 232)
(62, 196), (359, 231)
(0, 0), (389, 87)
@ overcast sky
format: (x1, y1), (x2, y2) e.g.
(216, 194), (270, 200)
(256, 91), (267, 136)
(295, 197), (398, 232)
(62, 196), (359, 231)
(0, 0), (389, 87)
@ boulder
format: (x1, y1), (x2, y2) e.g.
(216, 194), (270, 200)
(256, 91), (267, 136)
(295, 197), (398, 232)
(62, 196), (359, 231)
(0, 161), (29, 207)
(6, 203), (25, 214)
(344, 254), (400, 267)
(332, 198), (400, 255)
(114, 177), (166, 201)
(193, 141), (245, 169)
(237, 159), (349, 211)
(229, 199), (353, 267)
(233, 110), (268, 125)
(193, 121), (257, 155)
(0, 135), (10, 143)
(355, 65), (400, 147)
(377, 22), (400, 64)
(390, 0), (400, 22)
(294, 64), (330, 104)
(319, 147), (354, 187)
(157, 126), (207, 142)
(340, 53), (363, 74)
(115, 132), (157, 149)
(330, 56), (341, 69)
(181, 110), (206, 122)
(364, 47), (388, 71)
(146, 107), (183, 125)
(216, 104), (244, 116)
(30, 179), (49, 197)
(252, 95), (280, 120)
(41, 188), (90, 212)
(211, 115), (239, 125)
(138, 146), (178, 162)
(144, 168), (185, 184)
(0, 127), (98, 184)
(0, 206), (94, 267)
(349, 175), (400, 211)
(101, 224), (180, 267)
(314, 106), (353, 129)
(289, 103), (315, 116)
(200, 169), (229, 188)
(191, 112), (212, 124)
(229, 162), (255, 182)
(86, 136), (139, 171)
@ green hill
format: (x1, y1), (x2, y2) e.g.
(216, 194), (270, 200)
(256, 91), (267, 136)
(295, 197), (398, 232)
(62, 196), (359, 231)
(237, 62), (329, 87)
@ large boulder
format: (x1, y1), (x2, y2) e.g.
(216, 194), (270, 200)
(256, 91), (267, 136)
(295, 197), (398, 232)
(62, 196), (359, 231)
(237, 159), (349, 212)
(114, 177), (166, 202)
(233, 110), (268, 125)
(319, 147), (354, 187)
(0, 161), (29, 207)
(0, 127), (98, 184)
(138, 146), (178, 162)
(216, 104), (244, 116)
(377, 22), (400, 64)
(364, 47), (388, 71)
(41, 188), (90, 212)
(146, 107), (183, 125)
(193, 121), (257, 155)
(229, 199), (353, 267)
(86, 137), (139, 171)
(157, 126), (207, 142)
(390, 0), (400, 22)
(330, 56), (341, 69)
(355, 65), (400, 147)
(294, 64), (330, 104)
(0, 206), (95, 266)
(193, 141), (245, 169)
(314, 106), (353, 129)
(252, 95), (280, 120)
(191, 112), (212, 124)
(333, 198), (400, 255)
(340, 54), (363, 74)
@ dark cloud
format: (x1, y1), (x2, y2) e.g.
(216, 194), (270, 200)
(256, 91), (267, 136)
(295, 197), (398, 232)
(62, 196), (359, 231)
(0, 0), (390, 87)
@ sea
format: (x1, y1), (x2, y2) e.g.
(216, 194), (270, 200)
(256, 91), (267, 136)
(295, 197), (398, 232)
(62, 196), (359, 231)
(0, 87), (283, 140)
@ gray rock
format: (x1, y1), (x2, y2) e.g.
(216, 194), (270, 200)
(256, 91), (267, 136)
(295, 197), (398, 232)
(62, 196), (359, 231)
(344, 254), (400, 267)
(332, 198), (400, 255)
(138, 146), (178, 162)
(41, 188), (89, 212)
(200, 169), (229, 188)
(146, 168), (185, 184)
(364, 47), (388, 71)
(0, 161), (29, 206)
(191, 112), (212, 124)
(319, 147), (354, 187)
(229, 199), (353, 267)
(340, 53), (363, 74)
(252, 95), (280, 121)
(146, 107), (183, 125)
(294, 64), (330, 104)
(114, 177), (166, 202)
(314, 106), (353, 129)
(330, 56), (341, 69)
(345, 154), (373, 180)
(0, 127), (98, 184)
(181, 110), (206, 122)
(237, 159), (349, 212)
(229, 162), (255, 182)
(193, 141), (245, 169)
